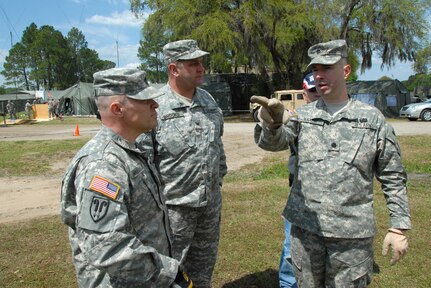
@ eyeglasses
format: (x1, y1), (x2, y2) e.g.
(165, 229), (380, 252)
(308, 87), (317, 93)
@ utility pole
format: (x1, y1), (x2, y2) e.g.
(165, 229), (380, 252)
(1, 101), (5, 126)
(10, 31), (18, 100)
(116, 41), (120, 68)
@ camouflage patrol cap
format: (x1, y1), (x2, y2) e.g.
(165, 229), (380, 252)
(307, 39), (348, 68)
(93, 68), (160, 100)
(163, 39), (209, 64)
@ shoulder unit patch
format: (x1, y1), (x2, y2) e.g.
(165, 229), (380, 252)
(90, 196), (109, 222)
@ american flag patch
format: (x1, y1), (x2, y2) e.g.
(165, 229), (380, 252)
(89, 176), (120, 200)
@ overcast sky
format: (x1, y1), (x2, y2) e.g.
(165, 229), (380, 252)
(0, 0), (426, 89)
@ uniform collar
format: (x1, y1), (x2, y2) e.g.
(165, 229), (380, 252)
(165, 84), (203, 109)
(309, 97), (356, 122)
(101, 126), (144, 154)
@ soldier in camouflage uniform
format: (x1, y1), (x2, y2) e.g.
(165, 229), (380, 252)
(25, 100), (33, 119)
(139, 39), (227, 287)
(280, 73), (320, 288)
(48, 98), (55, 119)
(6, 100), (18, 119)
(253, 40), (411, 287)
(60, 68), (192, 288)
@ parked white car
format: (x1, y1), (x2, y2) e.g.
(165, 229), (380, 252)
(399, 99), (431, 121)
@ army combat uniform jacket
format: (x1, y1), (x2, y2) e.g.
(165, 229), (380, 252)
(255, 98), (411, 238)
(141, 84), (227, 207)
(61, 126), (178, 287)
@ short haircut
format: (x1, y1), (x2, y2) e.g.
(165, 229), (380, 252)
(95, 95), (127, 111)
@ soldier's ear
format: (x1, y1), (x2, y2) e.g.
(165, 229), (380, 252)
(168, 62), (180, 76)
(343, 64), (351, 80)
(110, 102), (123, 117)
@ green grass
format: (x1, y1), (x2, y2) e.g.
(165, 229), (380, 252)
(0, 136), (430, 287)
(0, 216), (77, 287)
(398, 136), (431, 174)
(0, 139), (89, 177)
(371, 176), (431, 287)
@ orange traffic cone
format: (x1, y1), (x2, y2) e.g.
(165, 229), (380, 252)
(74, 124), (81, 136)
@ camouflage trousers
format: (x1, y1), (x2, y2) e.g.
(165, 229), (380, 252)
(167, 196), (222, 288)
(291, 225), (373, 288)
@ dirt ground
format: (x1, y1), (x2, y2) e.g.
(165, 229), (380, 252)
(0, 120), (430, 224)
(0, 122), (283, 223)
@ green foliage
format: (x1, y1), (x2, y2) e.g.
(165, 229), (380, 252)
(413, 45), (431, 74)
(347, 52), (359, 81)
(1, 86), (17, 94)
(403, 73), (431, 93)
(30, 25), (69, 89)
(2, 24), (115, 89)
(191, 10), (237, 73)
(1, 42), (29, 88)
(131, 0), (431, 86)
(138, 16), (168, 83)
(307, 0), (431, 74)
(131, 0), (318, 88)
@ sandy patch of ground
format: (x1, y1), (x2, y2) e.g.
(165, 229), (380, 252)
(1, 120), (430, 224)
(0, 122), (280, 223)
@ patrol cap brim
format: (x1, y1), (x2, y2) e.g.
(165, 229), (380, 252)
(126, 86), (162, 101)
(177, 50), (209, 61)
(307, 55), (342, 68)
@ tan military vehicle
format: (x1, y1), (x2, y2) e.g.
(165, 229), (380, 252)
(250, 89), (306, 122)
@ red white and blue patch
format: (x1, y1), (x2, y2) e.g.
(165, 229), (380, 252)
(89, 176), (120, 200)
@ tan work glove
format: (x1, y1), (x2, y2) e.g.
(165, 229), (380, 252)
(250, 96), (291, 127)
(382, 228), (408, 265)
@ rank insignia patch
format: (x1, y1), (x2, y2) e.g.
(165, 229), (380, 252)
(90, 196), (109, 222)
(89, 176), (120, 200)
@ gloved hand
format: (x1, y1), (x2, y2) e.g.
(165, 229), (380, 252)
(382, 228), (408, 265)
(174, 270), (193, 288)
(250, 96), (291, 127)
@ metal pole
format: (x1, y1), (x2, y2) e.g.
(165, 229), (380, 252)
(116, 41), (119, 67)
(10, 31), (17, 101)
(2, 102), (6, 126)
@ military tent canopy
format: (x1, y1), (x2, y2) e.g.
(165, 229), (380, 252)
(56, 82), (97, 116)
(347, 80), (410, 117)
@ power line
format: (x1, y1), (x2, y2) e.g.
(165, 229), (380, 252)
(54, 1), (85, 84)
(0, 4), (19, 42)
